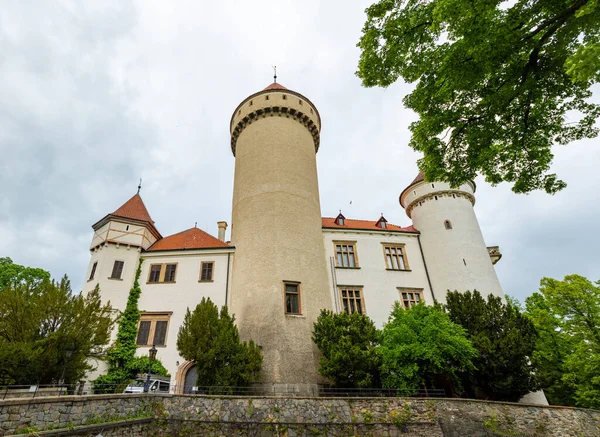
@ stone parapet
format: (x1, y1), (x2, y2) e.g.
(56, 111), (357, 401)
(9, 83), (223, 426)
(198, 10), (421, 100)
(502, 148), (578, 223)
(1, 394), (599, 436)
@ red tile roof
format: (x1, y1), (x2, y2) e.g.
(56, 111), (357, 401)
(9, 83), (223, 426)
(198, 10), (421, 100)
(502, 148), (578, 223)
(263, 82), (288, 91)
(322, 217), (418, 233)
(113, 194), (155, 224)
(410, 172), (425, 185)
(148, 227), (231, 251)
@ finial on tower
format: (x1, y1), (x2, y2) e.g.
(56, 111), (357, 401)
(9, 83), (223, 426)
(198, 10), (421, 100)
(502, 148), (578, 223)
(137, 178), (142, 195)
(273, 65), (277, 83)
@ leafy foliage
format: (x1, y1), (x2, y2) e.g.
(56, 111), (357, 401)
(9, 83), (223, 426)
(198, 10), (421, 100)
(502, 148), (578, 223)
(312, 309), (382, 388)
(0, 276), (114, 385)
(106, 259), (144, 368)
(177, 297), (262, 390)
(525, 274), (600, 408)
(446, 290), (538, 401)
(380, 303), (476, 393)
(92, 356), (170, 394)
(0, 257), (50, 290)
(524, 291), (577, 406)
(93, 258), (169, 393)
(357, 0), (600, 193)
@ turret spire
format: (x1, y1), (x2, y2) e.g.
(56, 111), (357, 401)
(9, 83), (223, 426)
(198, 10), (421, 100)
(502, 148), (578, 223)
(137, 178), (142, 195)
(272, 65), (277, 83)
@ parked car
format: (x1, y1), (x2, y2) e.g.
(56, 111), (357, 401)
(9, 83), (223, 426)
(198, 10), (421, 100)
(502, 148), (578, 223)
(123, 375), (170, 394)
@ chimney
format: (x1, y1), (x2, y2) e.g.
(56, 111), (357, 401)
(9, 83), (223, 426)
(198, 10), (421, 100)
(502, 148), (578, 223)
(217, 221), (228, 242)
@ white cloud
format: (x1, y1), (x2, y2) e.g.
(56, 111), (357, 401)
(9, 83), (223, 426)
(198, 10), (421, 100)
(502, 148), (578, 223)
(0, 0), (598, 304)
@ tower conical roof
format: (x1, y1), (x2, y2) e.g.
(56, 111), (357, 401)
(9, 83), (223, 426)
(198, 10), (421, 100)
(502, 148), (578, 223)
(263, 82), (288, 91)
(112, 194), (155, 224)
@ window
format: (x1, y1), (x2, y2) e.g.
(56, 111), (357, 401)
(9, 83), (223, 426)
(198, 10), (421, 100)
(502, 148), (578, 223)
(147, 263), (177, 283)
(89, 262), (98, 281)
(340, 287), (364, 315)
(164, 264), (177, 282)
(383, 244), (409, 270)
(110, 260), (124, 279)
(299, 99), (303, 105)
(200, 261), (214, 281)
(149, 264), (161, 283)
(282, 95), (287, 100)
(249, 100), (253, 106)
(444, 220), (453, 230)
(284, 282), (301, 314)
(334, 212), (346, 226)
(334, 241), (358, 268)
(265, 95), (269, 100)
(398, 288), (423, 309)
(136, 313), (171, 346)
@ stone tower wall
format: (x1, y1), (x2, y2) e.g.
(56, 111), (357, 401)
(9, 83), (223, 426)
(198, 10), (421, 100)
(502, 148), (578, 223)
(401, 181), (504, 303)
(228, 87), (332, 385)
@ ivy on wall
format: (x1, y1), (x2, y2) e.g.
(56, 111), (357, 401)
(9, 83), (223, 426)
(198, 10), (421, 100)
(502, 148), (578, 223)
(93, 258), (169, 393)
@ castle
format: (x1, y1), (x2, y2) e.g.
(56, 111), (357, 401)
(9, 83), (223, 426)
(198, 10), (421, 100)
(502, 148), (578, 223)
(82, 82), (505, 392)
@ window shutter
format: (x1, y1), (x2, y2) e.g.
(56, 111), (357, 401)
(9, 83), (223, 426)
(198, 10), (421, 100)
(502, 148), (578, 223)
(153, 321), (168, 346)
(111, 261), (124, 279)
(136, 321), (151, 345)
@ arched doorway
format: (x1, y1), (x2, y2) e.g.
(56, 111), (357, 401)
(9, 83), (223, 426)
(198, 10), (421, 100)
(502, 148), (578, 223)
(174, 360), (196, 394)
(183, 364), (197, 394)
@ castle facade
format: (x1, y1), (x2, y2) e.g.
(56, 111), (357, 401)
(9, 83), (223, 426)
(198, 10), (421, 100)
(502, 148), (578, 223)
(82, 82), (504, 391)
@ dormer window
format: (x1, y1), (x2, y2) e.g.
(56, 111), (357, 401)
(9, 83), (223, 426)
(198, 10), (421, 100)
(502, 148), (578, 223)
(376, 215), (388, 229)
(334, 212), (346, 226)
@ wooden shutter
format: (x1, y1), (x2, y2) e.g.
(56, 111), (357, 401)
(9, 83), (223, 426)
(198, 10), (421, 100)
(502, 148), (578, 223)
(153, 321), (168, 346)
(136, 321), (151, 345)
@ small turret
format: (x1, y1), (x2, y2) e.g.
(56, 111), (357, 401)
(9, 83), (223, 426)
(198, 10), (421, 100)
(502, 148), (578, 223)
(400, 172), (503, 302)
(83, 193), (161, 310)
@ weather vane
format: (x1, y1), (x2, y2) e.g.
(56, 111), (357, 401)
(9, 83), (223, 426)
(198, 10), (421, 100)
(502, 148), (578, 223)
(273, 65), (277, 83)
(137, 178), (142, 195)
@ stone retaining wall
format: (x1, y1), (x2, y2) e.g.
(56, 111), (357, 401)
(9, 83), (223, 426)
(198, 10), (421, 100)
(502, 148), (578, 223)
(0, 394), (598, 436)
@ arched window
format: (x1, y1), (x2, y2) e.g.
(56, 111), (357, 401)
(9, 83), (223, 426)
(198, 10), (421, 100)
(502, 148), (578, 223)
(444, 220), (452, 230)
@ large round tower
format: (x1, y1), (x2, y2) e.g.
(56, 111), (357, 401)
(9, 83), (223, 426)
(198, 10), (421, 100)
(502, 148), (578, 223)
(400, 173), (503, 303)
(228, 82), (332, 388)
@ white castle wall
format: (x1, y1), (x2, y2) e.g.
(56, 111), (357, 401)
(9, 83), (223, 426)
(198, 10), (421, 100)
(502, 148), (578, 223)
(136, 249), (233, 379)
(402, 181), (503, 303)
(82, 243), (142, 313)
(322, 230), (434, 328)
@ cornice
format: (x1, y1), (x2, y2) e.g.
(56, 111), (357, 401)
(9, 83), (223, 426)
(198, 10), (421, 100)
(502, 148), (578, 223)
(405, 190), (476, 218)
(230, 106), (320, 156)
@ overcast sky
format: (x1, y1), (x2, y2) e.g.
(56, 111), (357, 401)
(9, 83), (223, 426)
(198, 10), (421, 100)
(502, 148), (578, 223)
(1, 0), (598, 304)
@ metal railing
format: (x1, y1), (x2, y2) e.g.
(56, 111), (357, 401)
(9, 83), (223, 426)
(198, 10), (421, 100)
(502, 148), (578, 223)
(1, 383), (446, 399)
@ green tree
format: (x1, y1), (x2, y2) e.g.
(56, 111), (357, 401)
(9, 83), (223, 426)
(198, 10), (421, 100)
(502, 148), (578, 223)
(527, 274), (600, 408)
(357, 0), (600, 194)
(177, 297), (262, 391)
(0, 277), (114, 385)
(525, 292), (577, 406)
(0, 257), (50, 290)
(445, 290), (538, 401)
(312, 310), (381, 388)
(93, 259), (169, 393)
(380, 303), (476, 394)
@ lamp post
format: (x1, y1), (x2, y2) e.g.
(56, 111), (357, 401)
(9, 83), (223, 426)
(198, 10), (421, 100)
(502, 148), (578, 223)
(60, 346), (75, 386)
(143, 345), (157, 393)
